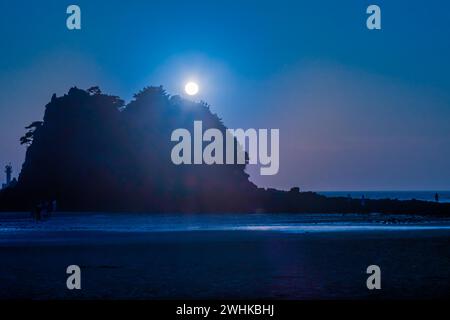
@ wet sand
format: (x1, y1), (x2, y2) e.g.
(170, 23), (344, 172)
(1, 229), (450, 299)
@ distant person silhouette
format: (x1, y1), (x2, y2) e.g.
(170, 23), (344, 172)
(435, 193), (439, 202)
(44, 200), (57, 218)
(34, 203), (42, 221)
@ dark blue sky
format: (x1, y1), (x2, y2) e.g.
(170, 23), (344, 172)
(1, 0), (449, 190)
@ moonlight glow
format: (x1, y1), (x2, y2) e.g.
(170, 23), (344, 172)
(185, 82), (199, 96)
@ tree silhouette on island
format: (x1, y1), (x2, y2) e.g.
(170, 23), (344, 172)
(0, 86), (449, 216)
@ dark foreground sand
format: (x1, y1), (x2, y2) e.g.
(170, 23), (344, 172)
(1, 229), (450, 299)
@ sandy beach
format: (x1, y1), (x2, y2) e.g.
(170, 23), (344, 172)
(1, 213), (450, 299)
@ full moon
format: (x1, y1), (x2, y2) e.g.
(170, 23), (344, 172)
(185, 82), (199, 96)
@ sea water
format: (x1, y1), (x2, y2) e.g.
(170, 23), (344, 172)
(1, 212), (450, 236)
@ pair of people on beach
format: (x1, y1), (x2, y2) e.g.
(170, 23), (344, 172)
(33, 200), (57, 221)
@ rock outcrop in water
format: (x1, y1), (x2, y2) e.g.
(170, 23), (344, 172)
(0, 87), (257, 212)
(1, 86), (449, 215)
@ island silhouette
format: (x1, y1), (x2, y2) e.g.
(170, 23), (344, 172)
(1, 86), (449, 215)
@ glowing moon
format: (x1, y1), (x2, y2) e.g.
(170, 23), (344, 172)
(185, 82), (199, 96)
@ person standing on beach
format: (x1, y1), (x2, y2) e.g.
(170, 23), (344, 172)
(52, 200), (57, 214)
(34, 203), (42, 221)
(435, 193), (439, 202)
